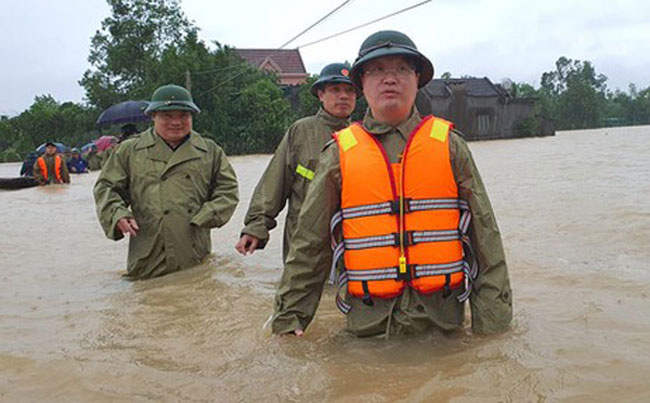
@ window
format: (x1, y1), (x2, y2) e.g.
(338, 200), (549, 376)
(477, 114), (491, 135)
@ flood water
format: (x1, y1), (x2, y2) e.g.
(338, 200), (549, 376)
(1, 125), (649, 402)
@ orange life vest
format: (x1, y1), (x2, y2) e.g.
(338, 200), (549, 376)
(330, 116), (476, 313)
(37, 155), (63, 183)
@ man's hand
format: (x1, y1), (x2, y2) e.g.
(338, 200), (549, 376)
(117, 217), (139, 237)
(235, 234), (259, 255)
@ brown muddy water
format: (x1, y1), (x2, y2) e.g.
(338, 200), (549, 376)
(1, 126), (649, 402)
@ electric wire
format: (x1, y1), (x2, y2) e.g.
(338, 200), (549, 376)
(296, 0), (432, 49)
(279, 0), (352, 49)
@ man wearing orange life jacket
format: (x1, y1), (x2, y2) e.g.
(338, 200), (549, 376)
(270, 30), (512, 337)
(33, 142), (70, 185)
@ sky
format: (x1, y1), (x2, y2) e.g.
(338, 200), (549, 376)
(2, 0), (649, 116)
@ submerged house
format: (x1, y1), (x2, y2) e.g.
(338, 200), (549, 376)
(416, 77), (554, 140)
(234, 48), (309, 87)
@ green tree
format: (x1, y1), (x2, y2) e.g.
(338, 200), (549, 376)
(80, 0), (195, 109)
(540, 56), (608, 129)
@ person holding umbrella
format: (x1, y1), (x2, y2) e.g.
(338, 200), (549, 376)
(94, 84), (239, 280)
(32, 141), (70, 185)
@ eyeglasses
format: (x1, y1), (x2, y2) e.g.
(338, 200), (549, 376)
(363, 65), (415, 79)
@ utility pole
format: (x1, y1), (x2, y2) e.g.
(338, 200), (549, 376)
(185, 70), (192, 92)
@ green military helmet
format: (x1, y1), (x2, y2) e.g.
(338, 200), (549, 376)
(350, 30), (434, 89)
(309, 62), (359, 97)
(144, 84), (201, 115)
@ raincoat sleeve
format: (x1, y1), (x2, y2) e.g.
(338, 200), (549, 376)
(93, 145), (134, 241)
(240, 127), (295, 247)
(32, 160), (45, 184)
(271, 144), (341, 334)
(60, 159), (70, 184)
(449, 131), (513, 334)
(190, 145), (239, 229)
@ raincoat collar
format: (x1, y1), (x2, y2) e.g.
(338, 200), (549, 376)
(135, 128), (208, 152)
(362, 106), (422, 140)
(136, 128), (209, 177)
(316, 107), (351, 131)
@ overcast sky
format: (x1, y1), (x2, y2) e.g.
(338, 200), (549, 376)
(2, 0), (649, 116)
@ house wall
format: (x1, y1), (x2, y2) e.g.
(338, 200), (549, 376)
(497, 101), (536, 139)
(279, 74), (308, 86)
(423, 88), (552, 140)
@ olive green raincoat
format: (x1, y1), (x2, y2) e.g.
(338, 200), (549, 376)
(94, 128), (239, 280)
(32, 154), (70, 185)
(86, 151), (102, 171)
(271, 108), (513, 337)
(241, 108), (350, 260)
(99, 148), (113, 168)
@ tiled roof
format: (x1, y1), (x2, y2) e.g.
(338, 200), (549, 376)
(234, 49), (307, 74)
(423, 77), (503, 97)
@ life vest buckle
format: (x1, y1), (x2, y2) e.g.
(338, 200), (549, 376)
(392, 231), (414, 247)
(396, 264), (415, 281)
(389, 198), (411, 215)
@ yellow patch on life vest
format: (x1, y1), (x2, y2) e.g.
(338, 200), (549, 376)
(338, 129), (358, 151)
(430, 120), (449, 142)
(296, 164), (315, 180)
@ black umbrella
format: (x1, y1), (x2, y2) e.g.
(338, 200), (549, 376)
(96, 100), (150, 127)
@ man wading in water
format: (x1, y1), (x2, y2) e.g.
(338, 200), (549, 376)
(270, 31), (512, 337)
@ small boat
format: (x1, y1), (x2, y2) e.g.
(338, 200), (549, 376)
(0, 177), (39, 190)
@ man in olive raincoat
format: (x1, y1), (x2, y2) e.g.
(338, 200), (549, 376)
(94, 84), (239, 280)
(86, 144), (102, 171)
(235, 63), (358, 261)
(33, 142), (70, 185)
(271, 31), (512, 337)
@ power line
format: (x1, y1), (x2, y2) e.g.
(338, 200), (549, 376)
(191, 63), (246, 76)
(296, 0), (432, 49)
(194, 70), (248, 98)
(279, 0), (351, 49)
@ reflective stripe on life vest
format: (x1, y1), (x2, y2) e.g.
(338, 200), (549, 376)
(330, 116), (477, 313)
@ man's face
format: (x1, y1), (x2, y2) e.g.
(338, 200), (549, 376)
(45, 145), (57, 156)
(153, 110), (193, 144)
(360, 55), (419, 126)
(318, 83), (357, 118)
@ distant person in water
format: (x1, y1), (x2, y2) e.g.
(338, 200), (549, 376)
(20, 151), (38, 177)
(67, 148), (88, 173)
(33, 142), (70, 185)
(119, 123), (139, 142)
